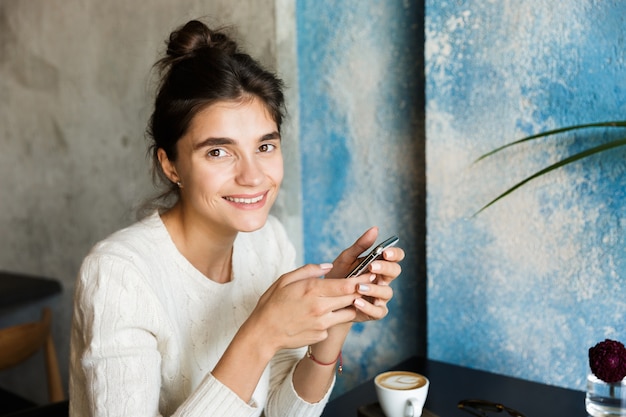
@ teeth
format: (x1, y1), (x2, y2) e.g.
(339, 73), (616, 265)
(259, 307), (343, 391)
(225, 195), (264, 204)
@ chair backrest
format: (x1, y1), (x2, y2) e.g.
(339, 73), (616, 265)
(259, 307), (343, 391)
(0, 308), (64, 403)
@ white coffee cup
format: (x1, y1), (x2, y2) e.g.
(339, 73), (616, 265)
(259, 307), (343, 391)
(374, 370), (429, 417)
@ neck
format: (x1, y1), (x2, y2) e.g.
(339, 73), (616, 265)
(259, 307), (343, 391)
(160, 204), (236, 283)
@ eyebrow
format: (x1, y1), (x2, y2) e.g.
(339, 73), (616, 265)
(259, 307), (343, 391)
(193, 131), (281, 151)
(262, 131), (281, 141)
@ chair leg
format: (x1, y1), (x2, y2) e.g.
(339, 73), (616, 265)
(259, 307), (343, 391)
(42, 309), (64, 403)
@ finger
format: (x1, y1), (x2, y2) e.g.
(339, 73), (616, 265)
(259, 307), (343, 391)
(348, 227), (380, 258)
(327, 306), (358, 326)
(279, 263), (333, 286)
(353, 297), (389, 320)
(315, 275), (370, 298)
(314, 274), (384, 315)
(382, 246), (405, 262)
(366, 247), (404, 276)
(357, 282), (393, 304)
(369, 261), (402, 285)
(334, 227), (380, 270)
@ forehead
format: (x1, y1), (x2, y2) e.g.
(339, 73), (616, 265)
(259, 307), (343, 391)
(188, 97), (278, 136)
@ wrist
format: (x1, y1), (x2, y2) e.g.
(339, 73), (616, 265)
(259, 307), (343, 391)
(306, 344), (341, 364)
(328, 321), (352, 339)
(306, 345), (343, 375)
(307, 327), (348, 366)
(235, 318), (277, 364)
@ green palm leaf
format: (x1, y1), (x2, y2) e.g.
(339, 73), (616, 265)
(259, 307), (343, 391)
(475, 121), (626, 215)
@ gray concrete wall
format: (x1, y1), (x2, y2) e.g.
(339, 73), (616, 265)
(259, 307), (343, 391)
(0, 0), (300, 404)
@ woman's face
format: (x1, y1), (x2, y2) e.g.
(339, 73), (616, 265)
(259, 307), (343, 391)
(161, 97), (284, 235)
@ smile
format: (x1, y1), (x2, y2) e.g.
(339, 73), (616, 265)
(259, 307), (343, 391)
(224, 194), (265, 204)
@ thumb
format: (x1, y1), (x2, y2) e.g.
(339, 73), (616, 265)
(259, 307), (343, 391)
(336, 227), (379, 268)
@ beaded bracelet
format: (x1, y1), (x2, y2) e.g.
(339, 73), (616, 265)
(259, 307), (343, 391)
(306, 345), (343, 375)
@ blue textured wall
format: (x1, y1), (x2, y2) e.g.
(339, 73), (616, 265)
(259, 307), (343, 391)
(297, 0), (425, 395)
(427, 1), (626, 390)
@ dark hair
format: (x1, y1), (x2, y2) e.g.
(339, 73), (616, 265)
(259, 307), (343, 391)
(145, 19), (286, 208)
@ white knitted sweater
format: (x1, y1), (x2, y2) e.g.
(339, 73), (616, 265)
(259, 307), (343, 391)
(69, 212), (333, 417)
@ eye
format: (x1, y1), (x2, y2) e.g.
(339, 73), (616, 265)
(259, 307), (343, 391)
(207, 148), (228, 158)
(258, 143), (277, 153)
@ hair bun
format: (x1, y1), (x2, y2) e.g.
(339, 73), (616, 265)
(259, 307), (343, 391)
(165, 20), (237, 60)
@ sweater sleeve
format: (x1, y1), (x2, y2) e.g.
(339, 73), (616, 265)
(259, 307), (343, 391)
(264, 347), (335, 417)
(70, 254), (260, 417)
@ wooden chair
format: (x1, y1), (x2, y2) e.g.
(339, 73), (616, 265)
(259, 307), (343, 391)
(0, 308), (64, 404)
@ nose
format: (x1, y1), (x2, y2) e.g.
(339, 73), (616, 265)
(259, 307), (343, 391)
(235, 156), (264, 186)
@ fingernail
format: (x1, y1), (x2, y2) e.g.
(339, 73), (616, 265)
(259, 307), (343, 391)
(369, 274), (376, 282)
(354, 298), (365, 307)
(358, 284), (370, 292)
(370, 262), (381, 272)
(320, 263), (333, 269)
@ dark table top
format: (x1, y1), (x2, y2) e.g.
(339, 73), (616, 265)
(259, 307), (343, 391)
(322, 356), (587, 417)
(0, 270), (62, 309)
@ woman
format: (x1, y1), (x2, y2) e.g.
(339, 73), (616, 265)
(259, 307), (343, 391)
(69, 19), (404, 417)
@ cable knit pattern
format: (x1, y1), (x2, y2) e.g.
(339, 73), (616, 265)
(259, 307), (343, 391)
(69, 212), (334, 417)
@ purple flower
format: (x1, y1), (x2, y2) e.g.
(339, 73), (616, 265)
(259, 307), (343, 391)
(589, 339), (626, 383)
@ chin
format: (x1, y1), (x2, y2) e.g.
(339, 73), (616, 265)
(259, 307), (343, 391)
(235, 216), (269, 233)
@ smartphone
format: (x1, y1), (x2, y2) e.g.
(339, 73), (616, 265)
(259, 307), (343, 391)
(346, 235), (399, 278)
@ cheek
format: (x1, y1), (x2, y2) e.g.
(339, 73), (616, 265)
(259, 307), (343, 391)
(189, 165), (227, 190)
(270, 159), (284, 185)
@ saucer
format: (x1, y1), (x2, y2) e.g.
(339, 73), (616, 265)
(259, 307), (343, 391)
(357, 402), (439, 417)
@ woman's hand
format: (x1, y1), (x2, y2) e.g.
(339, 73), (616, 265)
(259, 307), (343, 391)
(327, 227), (405, 322)
(214, 264), (368, 403)
(245, 264), (371, 356)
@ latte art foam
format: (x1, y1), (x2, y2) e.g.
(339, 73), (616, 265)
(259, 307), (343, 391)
(376, 371), (427, 390)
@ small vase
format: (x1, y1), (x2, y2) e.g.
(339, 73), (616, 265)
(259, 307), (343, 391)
(586, 373), (626, 416)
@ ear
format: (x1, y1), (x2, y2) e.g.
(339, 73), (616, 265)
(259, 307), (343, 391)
(157, 148), (180, 184)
